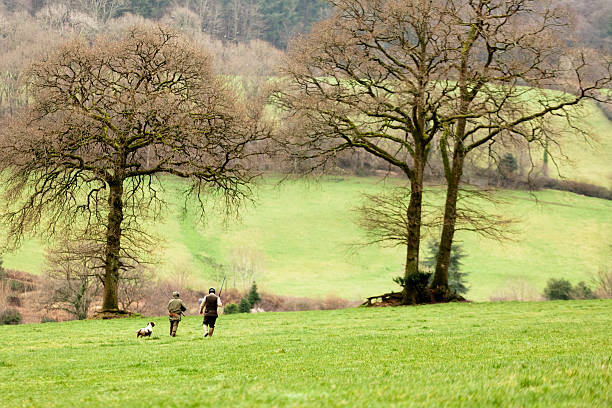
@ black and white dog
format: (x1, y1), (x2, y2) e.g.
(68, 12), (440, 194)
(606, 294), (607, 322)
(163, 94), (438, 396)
(136, 322), (155, 338)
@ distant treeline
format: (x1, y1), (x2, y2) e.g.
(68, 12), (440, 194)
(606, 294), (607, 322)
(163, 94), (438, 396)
(3, 0), (331, 49)
(4, 0), (610, 50)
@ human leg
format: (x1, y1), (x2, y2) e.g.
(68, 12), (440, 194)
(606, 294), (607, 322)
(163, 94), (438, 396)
(170, 320), (179, 337)
(203, 316), (210, 337)
(208, 316), (217, 337)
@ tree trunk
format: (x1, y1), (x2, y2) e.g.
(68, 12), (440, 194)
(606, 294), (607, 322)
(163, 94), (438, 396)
(431, 146), (465, 295)
(101, 179), (124, 312)
(402, 152), (425, 304)
(542, 135), (549, 177)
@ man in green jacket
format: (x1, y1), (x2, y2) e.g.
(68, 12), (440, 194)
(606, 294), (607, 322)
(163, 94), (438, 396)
(168, 291), (187, 337)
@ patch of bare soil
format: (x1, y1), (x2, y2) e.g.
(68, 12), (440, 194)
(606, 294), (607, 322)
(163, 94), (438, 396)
(363, 291), (469, 307)
(90, 310), (140, 320)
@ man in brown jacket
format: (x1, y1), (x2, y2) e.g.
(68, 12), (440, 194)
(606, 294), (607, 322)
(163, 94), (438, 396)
(199, 287), (222, 337)
(168, 291), (187, 337)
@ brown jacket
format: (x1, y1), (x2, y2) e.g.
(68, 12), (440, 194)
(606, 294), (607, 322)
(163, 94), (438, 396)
(199, 294), (222, 317)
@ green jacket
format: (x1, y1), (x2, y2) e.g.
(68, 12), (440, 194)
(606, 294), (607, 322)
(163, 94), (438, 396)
(168, 298), (187, 321)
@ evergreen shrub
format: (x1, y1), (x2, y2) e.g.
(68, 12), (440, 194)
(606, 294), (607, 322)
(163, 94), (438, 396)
(224, 303), (239, 314)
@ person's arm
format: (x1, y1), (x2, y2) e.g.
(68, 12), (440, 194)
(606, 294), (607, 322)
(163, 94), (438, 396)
(199, 298), (205, 314)
(217, 296), (223, 307)
(180, 300), (187, 312)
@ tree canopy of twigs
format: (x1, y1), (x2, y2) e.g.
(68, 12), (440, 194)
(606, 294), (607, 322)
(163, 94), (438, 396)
(275, 0), (460, 303)
(356, 187), (514, 248)
(0, 25), (270, 312)
(276, 0), (611, 302)
(428, 0), (612, 294)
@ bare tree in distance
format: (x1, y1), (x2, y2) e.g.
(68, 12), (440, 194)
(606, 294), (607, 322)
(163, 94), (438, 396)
(117, 265), (154, 312)
(73, 0), (127, 23)
(0, 25), (271, 313)
(230, 245), (263, 290)
(43, 241), (102, 320)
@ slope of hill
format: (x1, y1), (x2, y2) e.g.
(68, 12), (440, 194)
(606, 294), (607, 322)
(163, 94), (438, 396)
(0, 301), (610, 407)
(540, 100), (612, 189)
(4, 177), (611, 302)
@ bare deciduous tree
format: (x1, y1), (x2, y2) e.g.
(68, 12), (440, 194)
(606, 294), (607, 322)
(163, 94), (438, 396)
(43, 241), (102, 320)
(230, 245), (262, 290)
(0, 25), (270, 313)
(429, 0), (612, 295)
(74, 0), (127, 23)
(277, 0), (611, 302)
(592, 268), (612, 299)
(275, 0), (457, 303)
(117, 265), (153, 312)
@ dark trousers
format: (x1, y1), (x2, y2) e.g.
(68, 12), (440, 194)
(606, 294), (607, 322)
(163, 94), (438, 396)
(169, 319), (180, 336)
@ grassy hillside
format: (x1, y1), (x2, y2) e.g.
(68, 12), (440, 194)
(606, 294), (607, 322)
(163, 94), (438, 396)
(0, 301), (610, 407)
(535, 100), (612, 189)
(4, 177), (612, 302)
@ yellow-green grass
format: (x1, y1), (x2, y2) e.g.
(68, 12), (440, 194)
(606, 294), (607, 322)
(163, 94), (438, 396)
(535, 100), (612, 189)
(0, 301), (610, 407)
(4, 177), (612, 302)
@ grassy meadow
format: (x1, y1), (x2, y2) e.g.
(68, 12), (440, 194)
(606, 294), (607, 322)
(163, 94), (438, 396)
(4, 177), (612, 302)
(0, 300), (610, 407)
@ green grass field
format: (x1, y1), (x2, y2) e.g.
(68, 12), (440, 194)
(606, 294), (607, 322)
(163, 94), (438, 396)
(0, 300), (610, 407)
(3, 177), (612, 302)
(552, 100), (612, 189)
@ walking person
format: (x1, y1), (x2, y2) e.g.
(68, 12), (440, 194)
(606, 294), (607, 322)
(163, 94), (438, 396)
(168, 291), (187, 337)
(200, 287), (222, 337)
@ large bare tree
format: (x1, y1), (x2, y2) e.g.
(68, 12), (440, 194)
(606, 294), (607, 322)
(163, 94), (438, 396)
(429, 0), (612, 295)
(276, 0), (611, 302)
(0, 26), (269, 313)
(275, 0), (462, 303)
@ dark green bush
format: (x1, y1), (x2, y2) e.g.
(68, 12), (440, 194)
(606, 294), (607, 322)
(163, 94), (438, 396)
(543, 278), (573, 300)
(247, 282), (261, 307)
(0, 308), (22, 325)
(393, 272), (432, 292)
(544, 279), (597, 300)
(0, 260), (6, 280)
(571, 281), (596, 300)
(224, 303), (239, 314)
(422, 240), (470, 296)
(239, 297), (252, 313)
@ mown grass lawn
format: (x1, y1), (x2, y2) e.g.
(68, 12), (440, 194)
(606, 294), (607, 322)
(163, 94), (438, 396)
(1, 300), (610, 407)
